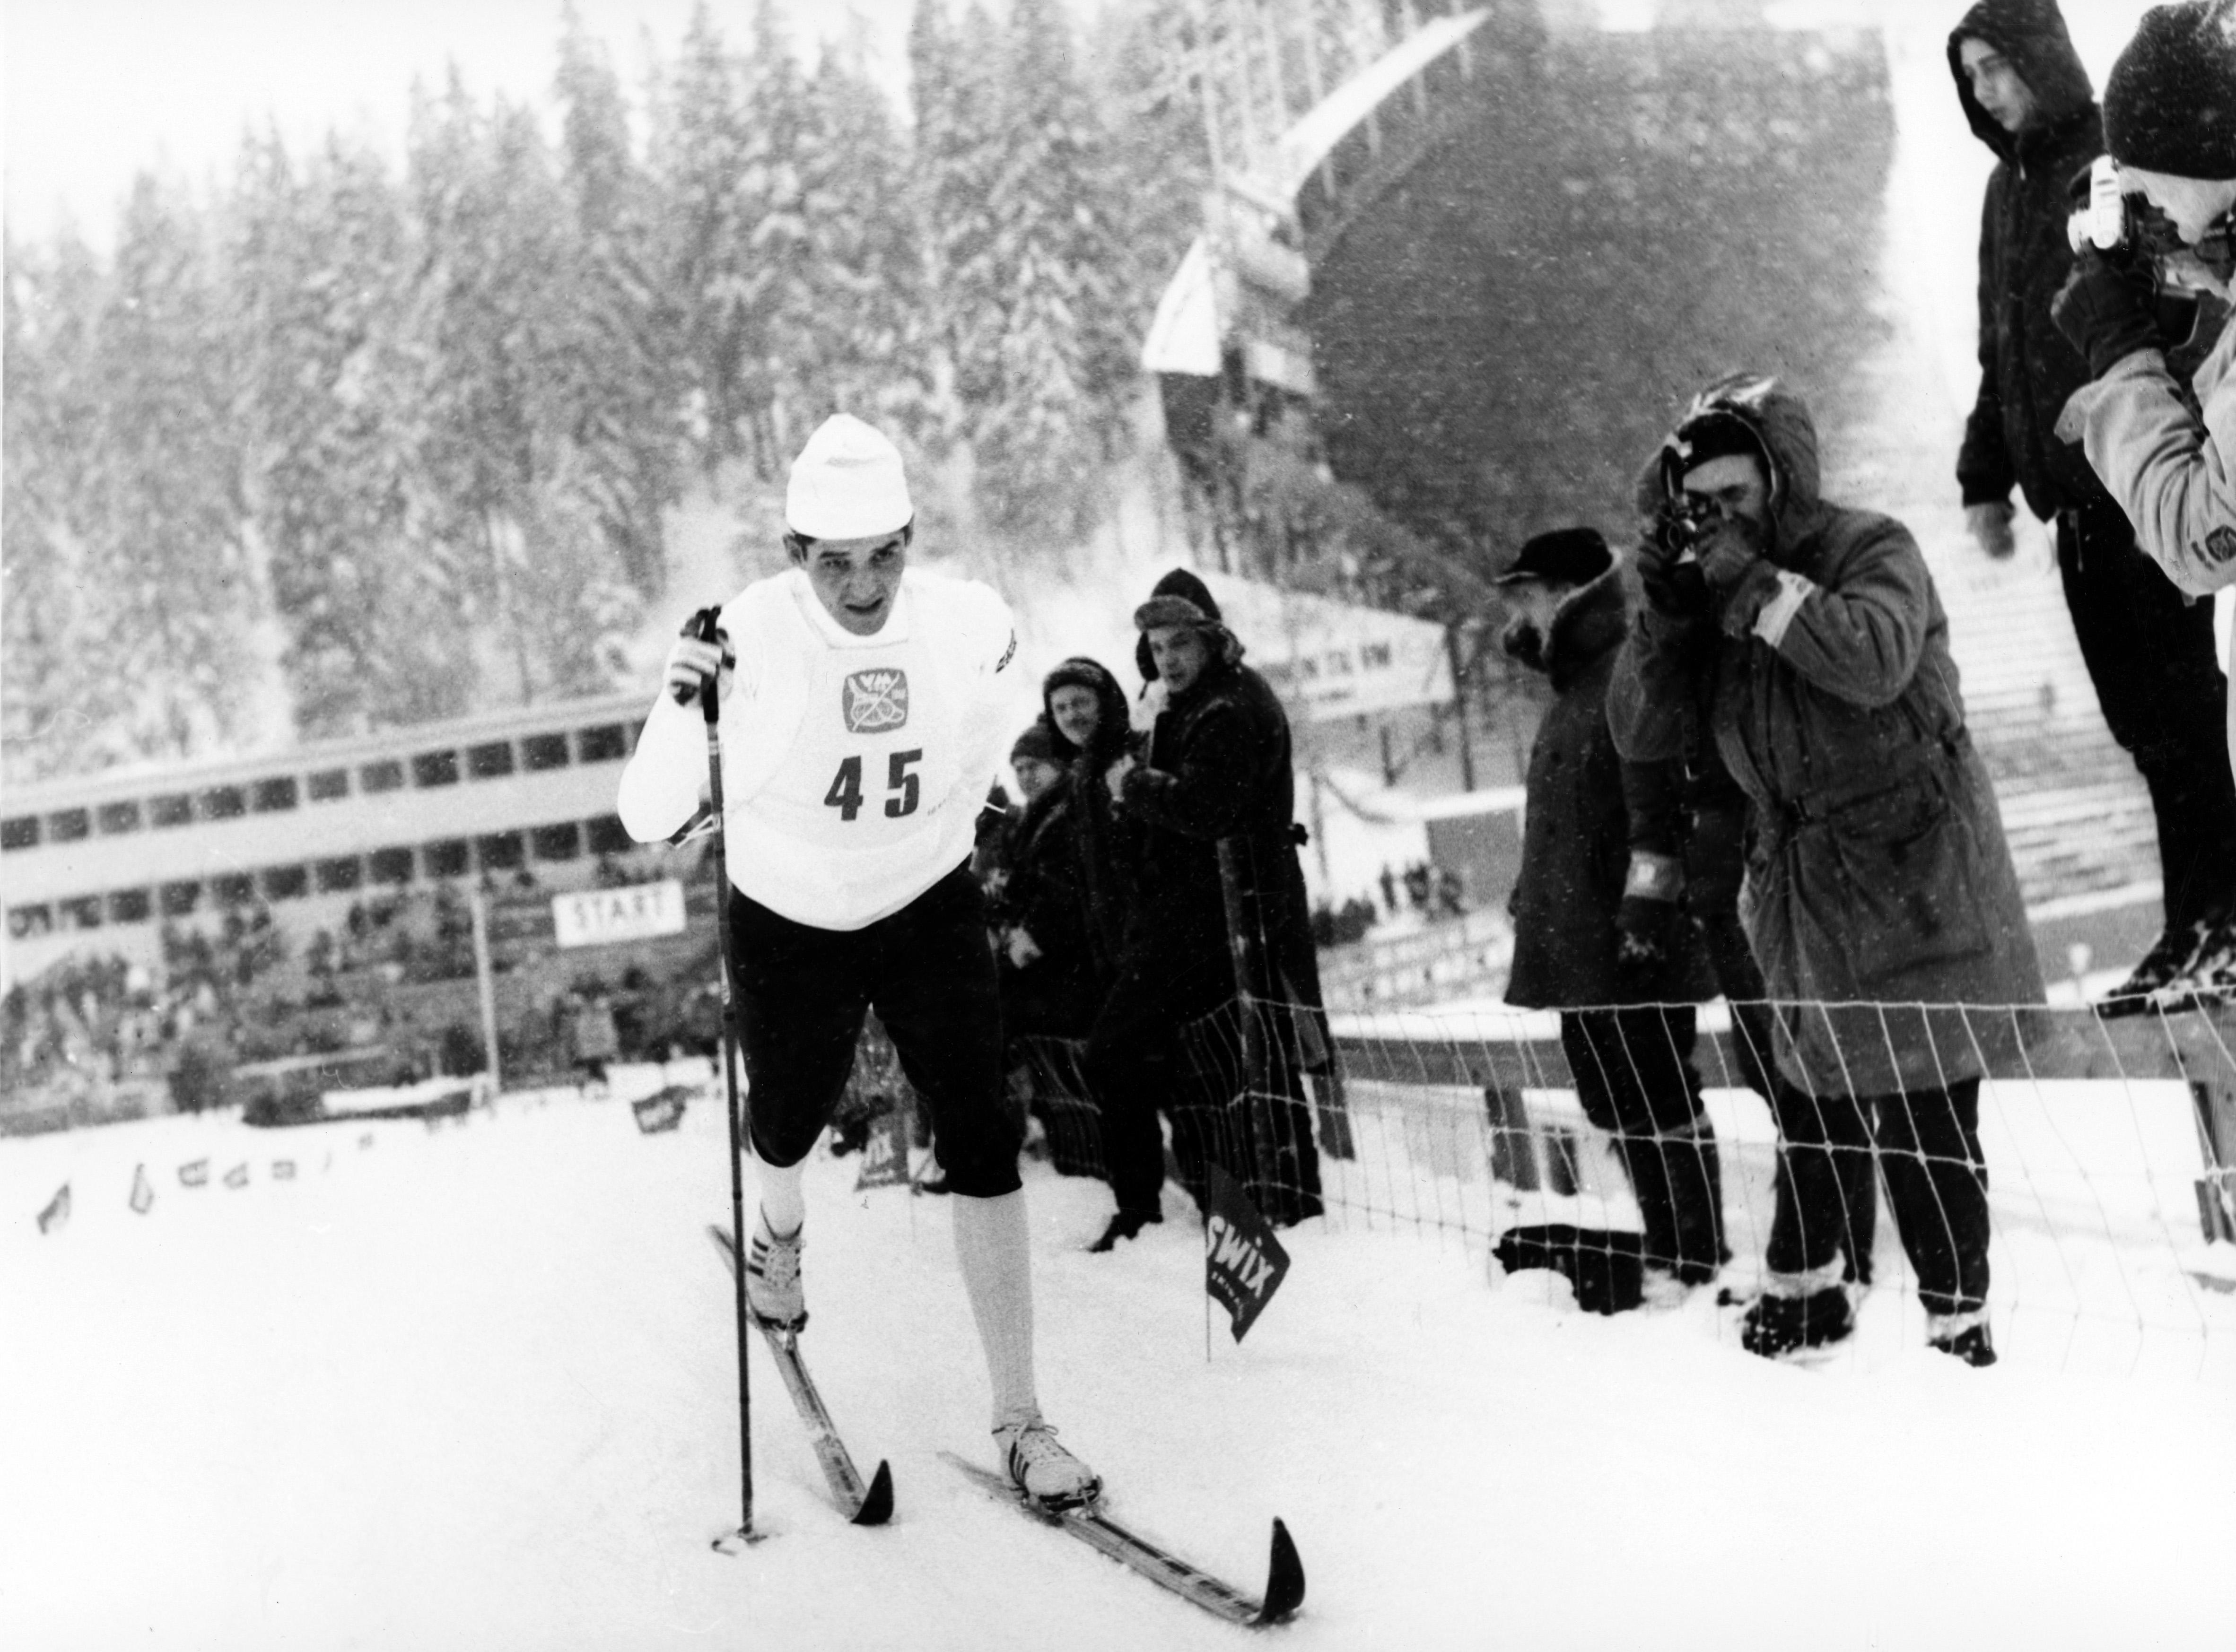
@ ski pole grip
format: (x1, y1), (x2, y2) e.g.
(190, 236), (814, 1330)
(671, 605), (726, 720)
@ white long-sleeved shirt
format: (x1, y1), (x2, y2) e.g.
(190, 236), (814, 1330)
(617, 566), (1017, 930)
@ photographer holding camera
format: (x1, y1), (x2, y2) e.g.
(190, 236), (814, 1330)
(2051, 0), (2236, 1009)
(1612, 374), (2043, 1363)
(1951, 0), (2236, 1017)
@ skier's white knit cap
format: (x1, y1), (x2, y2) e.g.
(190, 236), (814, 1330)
(786, 414), (914, 540)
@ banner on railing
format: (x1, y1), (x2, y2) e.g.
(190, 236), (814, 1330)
(553, 879), (687, 949)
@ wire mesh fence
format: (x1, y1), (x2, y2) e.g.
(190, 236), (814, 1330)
(991, 994), (2236, 1377)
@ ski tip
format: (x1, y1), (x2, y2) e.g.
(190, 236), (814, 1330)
(1254, 1517), (1305, 1626)
(852, 1460), (896, 1527)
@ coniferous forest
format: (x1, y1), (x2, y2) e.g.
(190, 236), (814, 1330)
(2, 0), (1209, 785)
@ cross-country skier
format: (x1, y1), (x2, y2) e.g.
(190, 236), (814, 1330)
(615, 413), (1100, 1508)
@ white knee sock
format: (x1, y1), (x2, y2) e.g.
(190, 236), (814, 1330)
(754, 1152), (806, 1238)
(952, 1191), (1039, 1430)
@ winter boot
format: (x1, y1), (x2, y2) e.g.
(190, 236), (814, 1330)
(995, 1414), (1102, 1510)
(1087, 1207), (1161, 1253)
(1739, 1283), (1854, 1358)
(2147, 913), (2236, 1013)
(1662, 1123), (1729, 1286)
(2098, 920), (2208, 1017)
(1926, 1308), (1998, 1367)
(744, 1209), (806, 1330)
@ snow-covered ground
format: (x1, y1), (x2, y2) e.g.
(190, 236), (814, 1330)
(3, 1062), (2229, 1652)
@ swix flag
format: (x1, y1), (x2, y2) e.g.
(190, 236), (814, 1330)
(179, 1159), (210, 1188)
(223, 1163), (249, 1190)
(853, 1109), (912, 1192)
(1204, 1165), (1291, 1343)
(631, 1085), (689, 1135)
(36, 1183), (70, 1235)
(130, 1165), (155, 1214)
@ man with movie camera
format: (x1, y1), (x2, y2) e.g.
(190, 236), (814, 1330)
(2052, 0), (2236, 1010)
(1951, 0), (2236, 1017)
(1611, 373), (2044, 1365)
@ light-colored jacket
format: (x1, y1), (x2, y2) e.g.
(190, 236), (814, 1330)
(1611, 375), (2044, 1097)
(2056, 319), (2236, 771)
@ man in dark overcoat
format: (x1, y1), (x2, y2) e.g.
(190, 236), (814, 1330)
(1498, 527), (1728, 1293)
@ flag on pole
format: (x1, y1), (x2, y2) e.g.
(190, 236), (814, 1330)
(1204, 1165), (1291, 1343)
(36, 1183), (71, 1235)
(179, 1159), (209, 1188)
(631, 1085), (690, 1135)
(853, 1108), (913, 1192)
(130, 1165), (155, 1214)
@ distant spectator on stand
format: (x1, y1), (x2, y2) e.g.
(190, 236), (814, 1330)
(570, 985), (620, 1093)
(1614, 374), (2044, 1364)
(1498, 526), (1729, 1299)
(1949, 0), (2236, 1015)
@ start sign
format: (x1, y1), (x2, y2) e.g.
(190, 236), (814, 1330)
(553, 880), (688, 949)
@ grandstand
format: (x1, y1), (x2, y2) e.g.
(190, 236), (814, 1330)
(1, 692), (659, 988)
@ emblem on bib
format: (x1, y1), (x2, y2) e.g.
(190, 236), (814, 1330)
(843, 669), (910, 732)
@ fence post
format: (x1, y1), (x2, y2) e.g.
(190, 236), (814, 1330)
(2190, 1080), (2236, 1244)
(468, 886), (501, 1096)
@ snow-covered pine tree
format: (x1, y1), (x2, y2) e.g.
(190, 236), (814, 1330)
(910, 0), (1009, 450)
(970, 0), (1129, 540)
(792, 33), (928, 441)
(555, 6), (684, 599)
(74, 174), (263, 765)
(729, 0), (817, 478)
(1, 233), (108, 783)
(402, 75), (641, 707)
(655, 2), (752, 473)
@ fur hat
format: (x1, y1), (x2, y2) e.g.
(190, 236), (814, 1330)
(1494, 526), (1612, 588)
(2105, 0), (2236, 180)
(786, 414), (914, 540)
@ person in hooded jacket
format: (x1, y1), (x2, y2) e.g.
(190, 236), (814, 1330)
(1497, 527), (1729, 1295)
(2052, 0), (2236, 1011)
(1042, 657), (1142, 988)
(1612, 373), (2046, 1366)
(1951, 0), (2236, 1014)
(1080, 570), (1327, 1247)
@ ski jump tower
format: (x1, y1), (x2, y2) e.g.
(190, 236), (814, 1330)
(1144, 0), (1896, 589)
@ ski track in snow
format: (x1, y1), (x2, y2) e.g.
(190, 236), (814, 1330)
(1, 1072), (2229, 1652)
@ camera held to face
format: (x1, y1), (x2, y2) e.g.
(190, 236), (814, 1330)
(2067, 155), (2236, 291)
(1655, 493), (1720, 563)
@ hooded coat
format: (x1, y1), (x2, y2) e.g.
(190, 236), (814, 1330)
(1119, 622), (1323, 1024)
(1610, 375), (2045, 1096)
(1503, 565), (1717, 1010)
(1041, 656), (1140, 979)
(1949, 0), (2112, 519)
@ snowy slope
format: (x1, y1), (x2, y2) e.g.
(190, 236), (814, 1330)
(2, 1073), (2229, 1652)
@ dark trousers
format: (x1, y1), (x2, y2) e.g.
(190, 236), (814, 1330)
(726, 865), (1020, 1198)
(1084, 957), (1325, 1226)
(1558, 1008), (1724, 1280)
(2058, 501), (2236, 931)
(1697, 904), (1877, 1285)
(1775, 1077), (1989, 1317)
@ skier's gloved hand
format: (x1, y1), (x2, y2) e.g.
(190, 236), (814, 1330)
(1965, 500), (2017, 560)
(1614, 851), (1686, 983)
(665, 607), (735, 706)
(2052, 248), (2161, 379)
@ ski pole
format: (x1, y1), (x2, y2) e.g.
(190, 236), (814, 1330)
(689, 606), (760, 1551)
